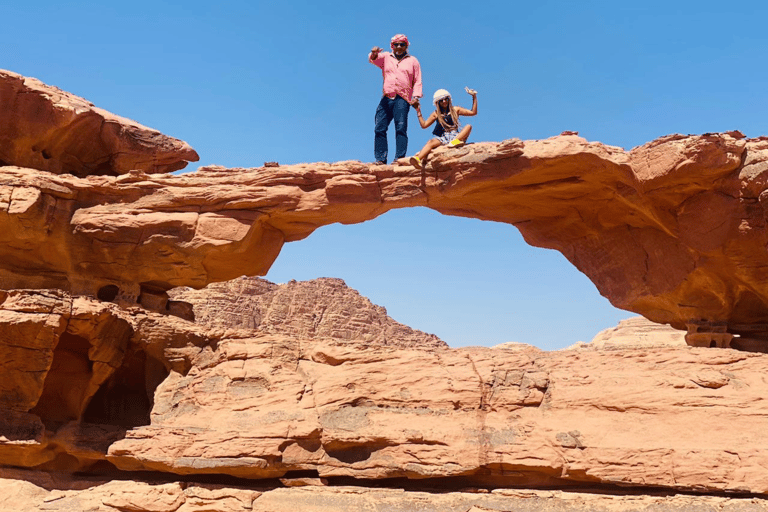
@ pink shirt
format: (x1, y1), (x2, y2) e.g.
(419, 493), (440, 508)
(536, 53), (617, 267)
(369, 51), (422, 103)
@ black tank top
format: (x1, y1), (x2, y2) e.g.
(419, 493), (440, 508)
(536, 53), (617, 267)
(432, 110), (457, 137)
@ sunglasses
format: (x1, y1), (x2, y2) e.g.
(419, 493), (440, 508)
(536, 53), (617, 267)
(438, 97), (450, 102)
(392, 42), (407, 48)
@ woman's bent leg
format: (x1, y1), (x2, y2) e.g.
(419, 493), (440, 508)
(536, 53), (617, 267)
(457, 124), (472, 142)
(419, 139), (442, 160)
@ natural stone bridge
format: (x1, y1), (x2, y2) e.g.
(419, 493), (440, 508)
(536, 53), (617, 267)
(2, 85), (768, 349)
(3, 67), (768, 350)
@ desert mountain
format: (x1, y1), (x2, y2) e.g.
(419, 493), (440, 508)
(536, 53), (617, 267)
(169, 276), (446, 349)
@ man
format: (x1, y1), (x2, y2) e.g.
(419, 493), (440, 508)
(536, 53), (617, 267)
(369, 34), (422, 165)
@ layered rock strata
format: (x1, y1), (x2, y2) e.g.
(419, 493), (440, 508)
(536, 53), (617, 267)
(106, 337), (768, 493)
(3, 288), (768, 495)
(5, 69), (768, 509)
(169, 276), (446, 349)
(0, 69), (198, 177)
(0, 289), (214, 469)
(3, 469), (768, 512)
(1, 122), (767, 345)
(583, 316), (687, 349)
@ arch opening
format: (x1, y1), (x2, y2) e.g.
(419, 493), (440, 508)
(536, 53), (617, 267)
(265, 207), (634, 350)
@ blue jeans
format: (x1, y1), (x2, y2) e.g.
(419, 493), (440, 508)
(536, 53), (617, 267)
(374, 95), (410, 163)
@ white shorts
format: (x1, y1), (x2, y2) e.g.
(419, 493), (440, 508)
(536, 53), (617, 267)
(437, 129), (460, 145)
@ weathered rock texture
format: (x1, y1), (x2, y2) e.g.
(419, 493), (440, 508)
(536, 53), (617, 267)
(5, 69), (768, 509)
(582, 316), (687, 349)
(0, 289), (216, 469)
(2, 126), (768, 346)
(108, 337), (768, 493)
(169, 276), (446, 349)
(0, 69), (198, 177)
(3, 469), (768, 512)
(4, 288), (768, 495)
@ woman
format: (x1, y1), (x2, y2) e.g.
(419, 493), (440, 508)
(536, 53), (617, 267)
(409, 87), (478, 169)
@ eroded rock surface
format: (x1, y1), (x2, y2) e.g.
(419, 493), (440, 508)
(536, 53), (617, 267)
(1, 129), (768, 345)
(0, 69), (198, 177)
(5, 286), (768, 495)
(0, 289), (215, 469)
(4, 69), (768, 509)
(104, 335), (768, 493)
(578, 316), (687, 349)
(169, 276), (446, 349)
(2, 469), (767, 512)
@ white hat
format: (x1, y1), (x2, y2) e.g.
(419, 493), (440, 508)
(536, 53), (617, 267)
(433, 89), (451, 105)
(390, 34), (409, 46)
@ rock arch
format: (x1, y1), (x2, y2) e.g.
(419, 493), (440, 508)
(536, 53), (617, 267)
(4, 130), (768, 347)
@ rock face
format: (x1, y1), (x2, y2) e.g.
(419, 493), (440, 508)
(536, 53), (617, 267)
(5, 287), (768, 497)
(4, 469), (768, 512)
(584, 316), (687, 349)
(0, 69), (198, 177)
(169, 276), (446, 349)
(1, 123), (768, 346)
(107, 338), (768, 493)
(6, 68), (768, 510)
(4, 284), (768, 500)
(0, 289), (214, 469)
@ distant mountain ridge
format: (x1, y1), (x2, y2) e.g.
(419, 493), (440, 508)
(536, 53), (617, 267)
(170, 276), (447, 349)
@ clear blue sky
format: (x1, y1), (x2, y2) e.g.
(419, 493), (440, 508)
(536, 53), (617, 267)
(5, 1), (768, 349)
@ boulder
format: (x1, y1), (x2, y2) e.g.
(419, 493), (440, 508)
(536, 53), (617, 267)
(0, 69), (198, 177)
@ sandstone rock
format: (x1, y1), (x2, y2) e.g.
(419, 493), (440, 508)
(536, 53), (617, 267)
(7, 287), (768, 494)
(169, 276), (446, 349)
(2, 130), (768, 346)
(580, 316), (687, 349)
(0, 69), (198, 176)
(2, 471), (768, 511)
(0, 289), (218, 468)
(0, 290), (137, 467)
(0, 470), (262, 512)
(8, 70), (768, 506)
(0, 290), (133, 420)
(492, 342), (542, 351)
(102, 332), (768, 494)
(279, 477), (329, 487)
